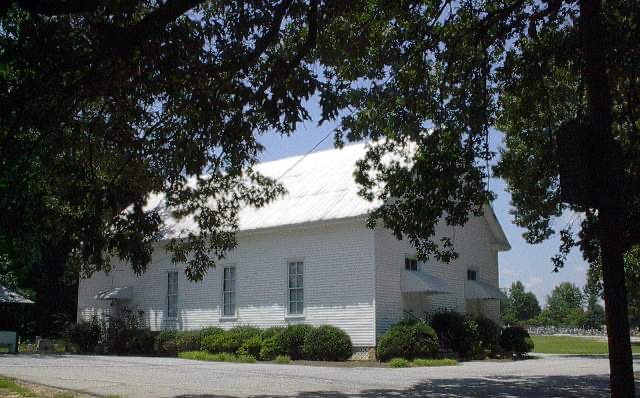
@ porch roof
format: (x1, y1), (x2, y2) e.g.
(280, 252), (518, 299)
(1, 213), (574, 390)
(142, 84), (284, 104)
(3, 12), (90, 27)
(464, 280), (507, 300)
(401, 271), (450, 295)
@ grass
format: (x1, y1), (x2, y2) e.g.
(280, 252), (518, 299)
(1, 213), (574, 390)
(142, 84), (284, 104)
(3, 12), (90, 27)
(411, 358), (458, 367)
(388, 358), (410, 368)
(0, 376), (106, 398)
(273, 355), (290, 364)
(388, 358), (457, 368)
(0, 377), (37, 397)
(531, 335), (640, 355)
(178, 351), (256, 363)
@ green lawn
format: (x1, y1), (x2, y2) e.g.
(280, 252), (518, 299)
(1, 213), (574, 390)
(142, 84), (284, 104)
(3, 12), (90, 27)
(531, 335), (640, 355)
(0, 376), (121, 398)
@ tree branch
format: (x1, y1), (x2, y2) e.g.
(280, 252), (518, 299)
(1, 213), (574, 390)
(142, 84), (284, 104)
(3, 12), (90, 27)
(259, 0), (319, 92)
(14, 0), (101, 16)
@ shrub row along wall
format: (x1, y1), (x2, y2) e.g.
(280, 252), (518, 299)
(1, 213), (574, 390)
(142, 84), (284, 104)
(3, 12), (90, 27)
(376, 312), (534, 362)
(65, 319), (353, 362)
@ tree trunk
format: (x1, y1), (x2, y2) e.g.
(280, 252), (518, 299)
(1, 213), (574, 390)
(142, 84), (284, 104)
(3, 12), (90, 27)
(31, 243), (78, 338)
(580, 0), (635, 397)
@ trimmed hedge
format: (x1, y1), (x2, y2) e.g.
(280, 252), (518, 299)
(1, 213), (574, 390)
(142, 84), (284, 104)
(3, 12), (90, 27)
(202, 326), (262, 354)
(389, 358), (410, 368)
(500, 326), (534, 357)
(259, 336), (284, 360)
(64, 318), (102, 353)
(176, 331), (201, 353)
(64, 322), (357, 362)
(472, 315), (500, 354)
(302, 325), (352, 361)
(260, 327), (285, 340)
(156, 330), (179, 356)
(277, 324), (313, 360)
(199, 327), (224, 340)
(202, 332), (235, 353)
(238, 335), (263, 357)
(430, 311), (486, 358)
(128, 329), (157, 355)
(377, 321), (439, 361)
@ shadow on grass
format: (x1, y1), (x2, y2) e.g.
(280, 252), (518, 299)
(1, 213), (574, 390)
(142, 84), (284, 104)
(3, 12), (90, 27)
(174, 375), (631, 398)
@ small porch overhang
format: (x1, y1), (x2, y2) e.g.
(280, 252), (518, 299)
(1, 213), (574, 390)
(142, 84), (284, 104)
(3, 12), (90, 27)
(401, 271), (450, 295)
(465, 280), (507, 300)
(94, 286), (133, 300)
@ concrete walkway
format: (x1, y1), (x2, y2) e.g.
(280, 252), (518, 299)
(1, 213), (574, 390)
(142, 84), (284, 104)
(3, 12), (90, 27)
(0, 354), (638, 397)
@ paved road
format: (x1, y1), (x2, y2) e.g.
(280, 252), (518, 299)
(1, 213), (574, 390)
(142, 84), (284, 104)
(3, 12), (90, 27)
(0, 354), (638, 397)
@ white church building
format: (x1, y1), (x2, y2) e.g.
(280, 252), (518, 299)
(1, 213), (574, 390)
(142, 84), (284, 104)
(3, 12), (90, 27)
(77, 143), (510, 351)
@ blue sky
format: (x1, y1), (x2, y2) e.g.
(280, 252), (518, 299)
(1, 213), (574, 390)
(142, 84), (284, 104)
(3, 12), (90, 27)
(257, 99), (588, 306)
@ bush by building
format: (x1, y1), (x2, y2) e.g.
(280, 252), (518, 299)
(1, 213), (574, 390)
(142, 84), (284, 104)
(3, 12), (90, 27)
(302, 325), (352, 361)
(277, 324), (314, 360)
(499, 326), (534, 357)
(376, 320), (439, 361)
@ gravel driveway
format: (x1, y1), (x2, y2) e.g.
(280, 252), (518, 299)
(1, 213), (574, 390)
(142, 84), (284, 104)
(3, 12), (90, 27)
(0, 354), (638, 397)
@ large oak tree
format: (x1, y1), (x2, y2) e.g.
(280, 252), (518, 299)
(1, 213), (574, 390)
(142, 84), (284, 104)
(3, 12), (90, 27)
(1, 0), (637, 395)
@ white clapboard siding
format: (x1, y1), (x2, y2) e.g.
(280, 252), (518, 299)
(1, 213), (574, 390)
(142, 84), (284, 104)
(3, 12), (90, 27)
(374, 214), (505, 339)
(78, 219), (377, 347)
(78, 144), (510, 349)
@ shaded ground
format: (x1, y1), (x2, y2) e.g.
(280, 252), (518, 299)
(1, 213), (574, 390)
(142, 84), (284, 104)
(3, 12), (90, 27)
(0, 354), (637, 397)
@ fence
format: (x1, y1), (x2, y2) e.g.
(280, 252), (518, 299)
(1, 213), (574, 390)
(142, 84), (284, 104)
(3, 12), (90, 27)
(528, 326), (640, 337)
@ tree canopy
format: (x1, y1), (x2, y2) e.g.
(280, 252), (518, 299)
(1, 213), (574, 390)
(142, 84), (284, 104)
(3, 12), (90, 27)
(2, 0), (638, 284)
(544, 282), (584, 325)
(588, 245), (640, 329)
(501, 281), (541, 324)
(1, 0), (638, 394)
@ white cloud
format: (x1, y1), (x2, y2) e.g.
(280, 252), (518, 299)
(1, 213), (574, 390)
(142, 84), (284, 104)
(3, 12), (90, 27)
(502, 267), (515, 277)
(525, 276), (543, 289)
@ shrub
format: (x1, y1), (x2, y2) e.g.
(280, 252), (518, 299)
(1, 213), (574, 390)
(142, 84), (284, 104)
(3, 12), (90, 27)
(377, 321), (439, 361)
(238, 335), (263, 357)
(430, 311), (466, 350)
(176, 331), (201, 353)
(227, 325), (261, 343)
(260, 326), (284, 340)
(64, 318), (102, 353)
(260, 336), (285, 361)
(462, 318), (484, 359)
(199, 327), (224, 341)
(128, 329), (157, 355)
(499, 326), (534, 357)
(274, 355), (291, 364)
(198, 327), (224, 350)
(472, 315), (501, 354)
(278, 324), (314, 360)
(430, 311), (484, 358)
(202, 326), (261, 354)
(156, 330), (179, 356)
(302, 325), (352, 361)
(202, 333), (235, 354)
(389, 358), (410, 368)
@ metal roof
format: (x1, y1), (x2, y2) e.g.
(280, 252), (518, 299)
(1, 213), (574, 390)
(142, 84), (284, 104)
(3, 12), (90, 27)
(0, 285), (34, 304)
(147, 143), (509, 249)
(401, 271), (451, 295)
(464, 280), (508, 300)
(150, 143), (380, 238)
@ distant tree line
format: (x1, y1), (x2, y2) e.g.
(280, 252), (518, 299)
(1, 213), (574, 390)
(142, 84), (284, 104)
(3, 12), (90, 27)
(501, 281), (606, 330)
(502, 245), (640, 331)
